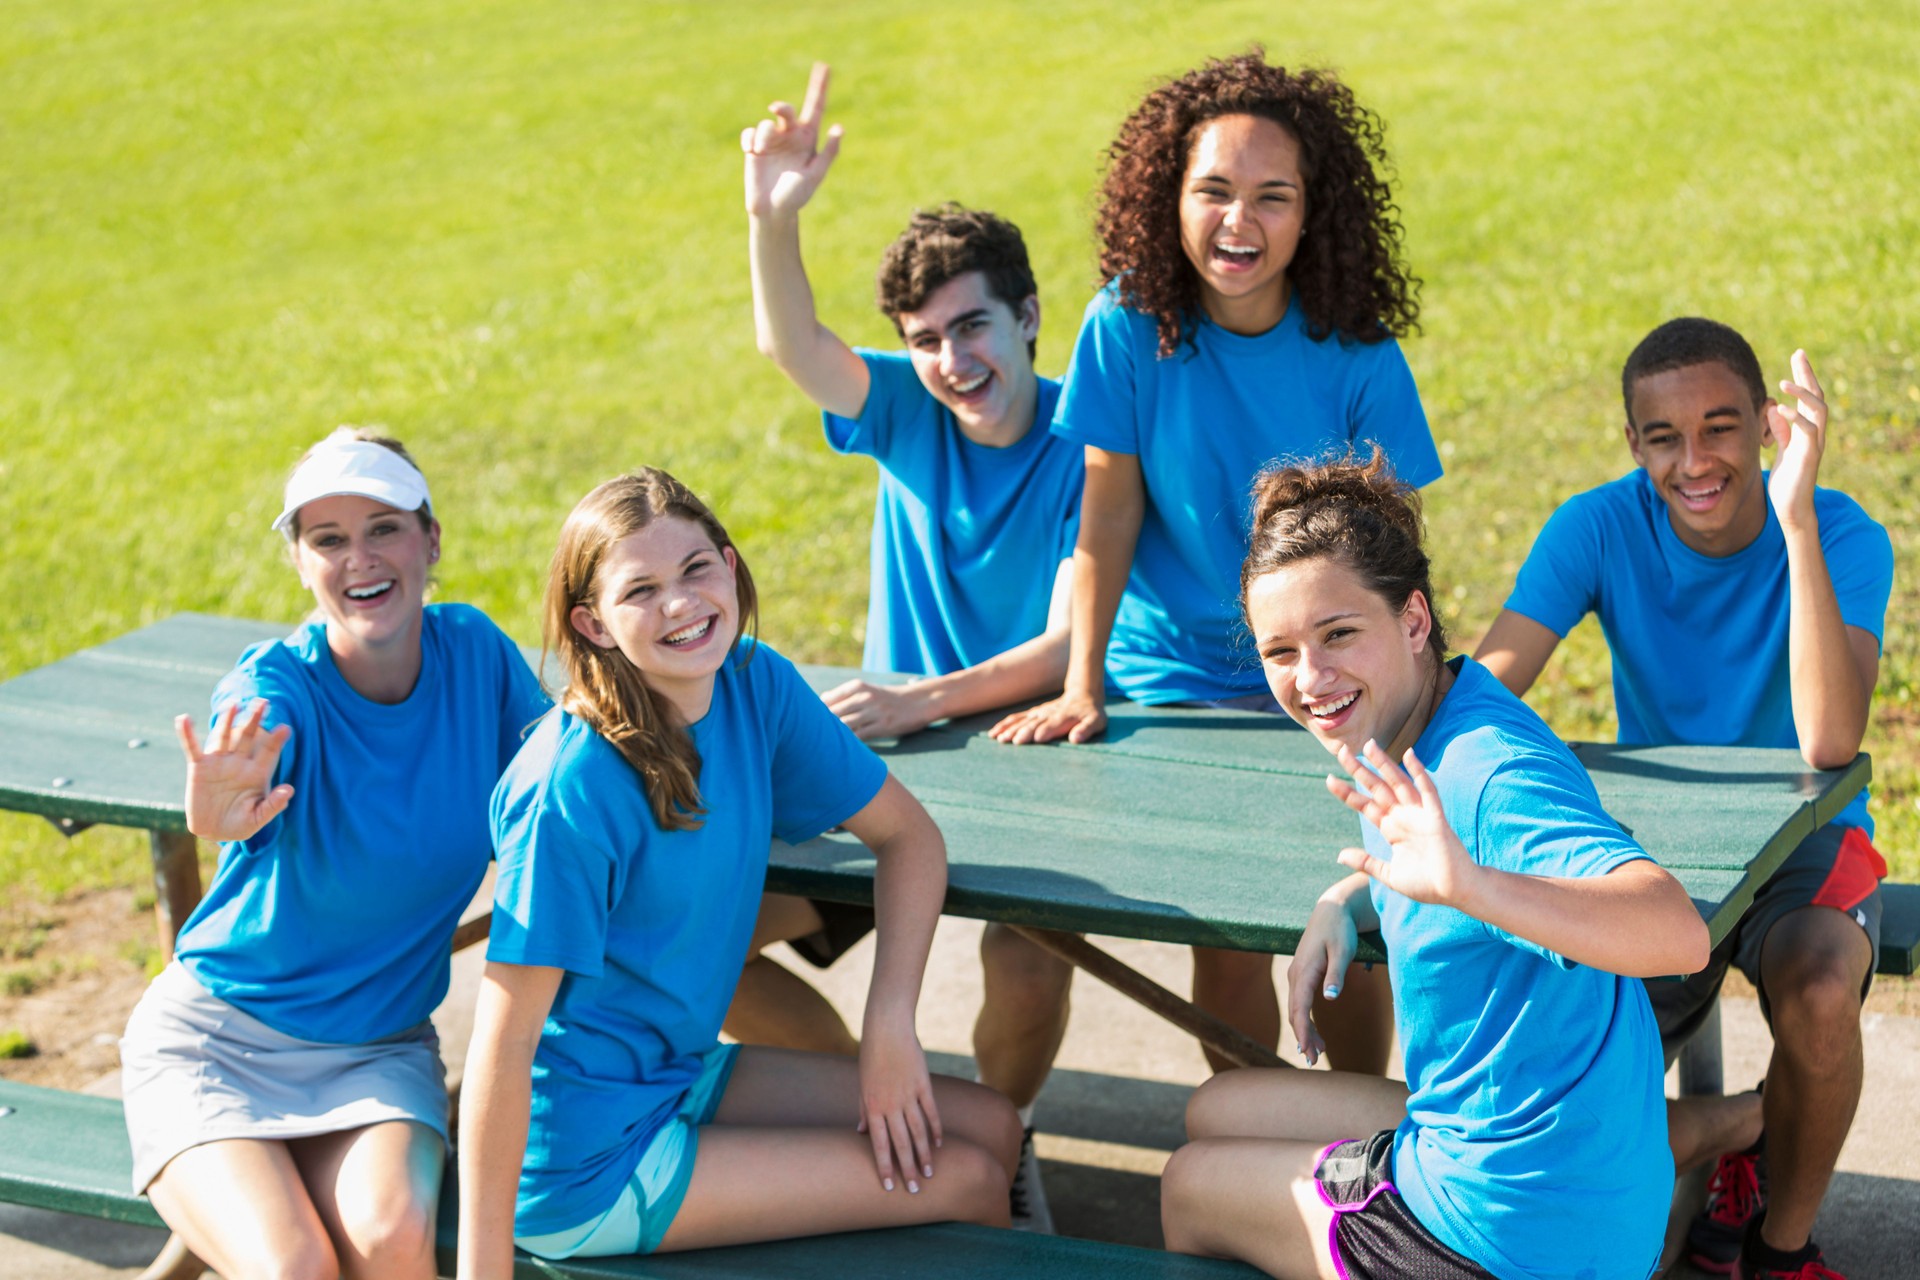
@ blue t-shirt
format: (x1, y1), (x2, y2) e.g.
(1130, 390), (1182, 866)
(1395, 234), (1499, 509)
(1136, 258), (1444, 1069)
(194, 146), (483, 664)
(488, 641), (889, 1236)
(1052, 284), (1442, 703)
(1370, 658), (1670, 1280)
(825, 351), (1082, 676)
(1505, 470), (1893, 835)
(174, 603), (550, 1044)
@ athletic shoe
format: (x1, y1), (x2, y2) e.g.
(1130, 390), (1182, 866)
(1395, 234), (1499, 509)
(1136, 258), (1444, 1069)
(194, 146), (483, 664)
(1687, 1139), (1767, 1273)
(1732, 1245), (1845, 1279)
(1008, 1126), (1055, 1234)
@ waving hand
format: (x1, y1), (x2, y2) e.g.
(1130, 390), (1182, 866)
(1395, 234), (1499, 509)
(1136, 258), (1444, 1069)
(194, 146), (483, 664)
(1325, 740), (1476, 907)
(1767, 349), (1827, 532)
(175, 701), (294, 842)
(742, 62), (843, 218)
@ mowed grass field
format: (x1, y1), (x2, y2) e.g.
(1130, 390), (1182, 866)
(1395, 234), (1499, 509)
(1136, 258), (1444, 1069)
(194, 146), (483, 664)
(4, 0), (1919, 923)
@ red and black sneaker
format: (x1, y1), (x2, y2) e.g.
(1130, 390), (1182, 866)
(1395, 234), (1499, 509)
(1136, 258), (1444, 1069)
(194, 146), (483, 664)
(1732, 1243), (1845, 1279)
(1686, 1139), (1767, 1274)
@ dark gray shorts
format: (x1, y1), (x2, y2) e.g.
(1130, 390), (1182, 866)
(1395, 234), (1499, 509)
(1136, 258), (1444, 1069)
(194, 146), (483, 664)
(1648, 823), (1885, 1048)
(1314, 1130), (1495, 1280)
(788, 898), (877, 969)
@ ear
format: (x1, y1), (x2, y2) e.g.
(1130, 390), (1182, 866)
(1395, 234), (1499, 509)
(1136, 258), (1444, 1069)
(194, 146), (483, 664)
(1759, 397), (1780, 448)
(570, 603), (618, 650)
(1623, 421), (1647, 468)
(722, 545), (739, 573)
(1400, 589), (1434, 656)
(427, 519), (443, 565)
(1017, 294), (1040, 344)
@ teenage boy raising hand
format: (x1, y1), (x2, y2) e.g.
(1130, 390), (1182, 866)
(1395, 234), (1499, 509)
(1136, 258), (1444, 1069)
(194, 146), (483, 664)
(739, 63), (1085, 1232)
(1477, 319), (1893, 1280)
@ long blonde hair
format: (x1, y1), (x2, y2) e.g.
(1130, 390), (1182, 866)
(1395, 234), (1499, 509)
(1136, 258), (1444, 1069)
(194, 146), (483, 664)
(543, 469), (759, 831)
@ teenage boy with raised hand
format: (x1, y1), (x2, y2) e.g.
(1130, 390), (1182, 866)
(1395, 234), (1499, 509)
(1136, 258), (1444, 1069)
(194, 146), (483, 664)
(738, 63), (1084, 1231)
(1475, 318), (1894, 1280)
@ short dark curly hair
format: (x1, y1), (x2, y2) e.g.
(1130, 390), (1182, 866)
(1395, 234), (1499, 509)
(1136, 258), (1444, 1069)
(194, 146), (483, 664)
(875, 204), (1039, 359)
(1096, 49), (1420, 357)
(1620, 317), (1767, 425)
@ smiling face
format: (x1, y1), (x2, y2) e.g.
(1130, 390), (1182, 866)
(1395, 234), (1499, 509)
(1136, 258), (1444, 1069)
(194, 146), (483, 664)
(292, 493), (438, 663)
(1178, 114), (1307, 335)
(897, 270), (1041, 447)
(1625, 360), (1773, 556)
(569, 515), (740, 723)
(1246, 555), (1435, 758)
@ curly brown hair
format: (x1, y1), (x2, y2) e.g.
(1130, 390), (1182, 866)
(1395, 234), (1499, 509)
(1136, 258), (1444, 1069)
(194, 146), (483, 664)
(875, 204), (1039, 360)
(1097, 49), (1420, 356)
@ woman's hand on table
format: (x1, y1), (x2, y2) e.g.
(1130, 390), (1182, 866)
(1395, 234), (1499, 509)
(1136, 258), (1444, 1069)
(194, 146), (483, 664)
(174, 701), (294, 841)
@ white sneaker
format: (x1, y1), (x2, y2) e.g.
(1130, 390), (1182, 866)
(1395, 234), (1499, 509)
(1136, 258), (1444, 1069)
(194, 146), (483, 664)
(1008, 1126), (1055, 1234)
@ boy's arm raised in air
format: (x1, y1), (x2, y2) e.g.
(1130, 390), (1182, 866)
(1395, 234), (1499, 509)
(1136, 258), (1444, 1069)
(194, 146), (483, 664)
(1769, 350), (1879, 769)
(1473, 609), (1563, 698)
(825, 558), (1073, 740)
(992, 447), (1145, 744)
(743, 62), (870, 419)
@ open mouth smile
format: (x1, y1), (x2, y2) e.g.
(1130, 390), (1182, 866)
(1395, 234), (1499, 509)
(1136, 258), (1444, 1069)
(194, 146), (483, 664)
(661, 616), (716, 648)
(345, 580), (395, 603)
(949, 372), (991, 400)
(1211, 243), (1262, 271)
(1303, 690), (1359, 727)
(1676, 479), (1728, 511)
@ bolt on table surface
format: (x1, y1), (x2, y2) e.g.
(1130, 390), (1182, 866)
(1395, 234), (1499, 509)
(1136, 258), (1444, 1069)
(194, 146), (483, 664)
(0, 613), (1870, 1067)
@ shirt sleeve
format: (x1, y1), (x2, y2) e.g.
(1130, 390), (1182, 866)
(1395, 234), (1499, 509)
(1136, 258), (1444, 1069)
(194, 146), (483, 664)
(1472, 754), (1650, 968)
(1348, 338), (1442, 488)
(1051, 291), (1142, 456)
(488, 732), (640, 977)
(764, 653), (889, 845)
(823, 350), (917, 459)
(1503, 495), (1605, 638)
(1817, 492), (1895, 651)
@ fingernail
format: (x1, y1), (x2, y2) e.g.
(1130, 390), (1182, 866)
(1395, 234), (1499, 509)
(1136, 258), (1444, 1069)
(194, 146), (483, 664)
(1325, 985), (1341, 998)
(884, 1178), (894, 1191)
(908, 1180), (920, 1193)
(924, 1164), (934, 1178)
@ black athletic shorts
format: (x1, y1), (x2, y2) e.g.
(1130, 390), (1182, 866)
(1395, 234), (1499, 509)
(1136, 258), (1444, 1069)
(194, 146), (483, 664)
(787, 898), (876, 969)
(1313, 1130), (1495, 1280)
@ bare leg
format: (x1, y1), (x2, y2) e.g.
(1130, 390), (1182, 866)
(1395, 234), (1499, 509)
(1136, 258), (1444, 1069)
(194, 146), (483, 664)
(657, 1045), (1022, 1250)
(145, 1138), (338, 1280)
(1161, 1137), (1340, 1280)
(1309, 962), (1394, 1076)
(1754, 905), (1874, 1251)
(1185, 1065), (1409, 1142)
(972, 924), (1074, 1109)
(1191, 946), (1279, 1073)
(288, 1121), (442, 1280)
(1668, 1090), (1765, 1176)
(722, 893), (858, 1056)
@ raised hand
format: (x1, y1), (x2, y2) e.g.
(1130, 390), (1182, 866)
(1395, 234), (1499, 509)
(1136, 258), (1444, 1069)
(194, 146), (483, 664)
(1767, 348), (1827, 532)
(175, 701), (294, 842)
(1325, 740), (1475, 908)
(741, 62), (843, 219)
(857, 1024), (942, 1194)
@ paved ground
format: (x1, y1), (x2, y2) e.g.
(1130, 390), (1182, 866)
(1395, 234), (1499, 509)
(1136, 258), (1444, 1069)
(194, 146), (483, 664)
(8, 912), (1918, 1277)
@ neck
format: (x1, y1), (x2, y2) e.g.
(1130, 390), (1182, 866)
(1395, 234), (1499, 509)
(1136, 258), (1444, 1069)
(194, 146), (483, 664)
(328, 619), (424, 705)
(1384, 657), (1454, 760)
(1200, 277), (1291, 337)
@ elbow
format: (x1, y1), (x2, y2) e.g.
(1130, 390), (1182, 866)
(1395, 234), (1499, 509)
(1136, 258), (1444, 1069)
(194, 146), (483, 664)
(1671, 914), (1712, 976)
(754, 329), (783, 363)
(1801, 740), (1861, 772)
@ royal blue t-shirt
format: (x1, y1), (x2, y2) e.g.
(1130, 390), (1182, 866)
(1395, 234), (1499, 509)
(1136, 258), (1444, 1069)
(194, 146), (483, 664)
(825, 351), (1082, 676)
(488, 641), (889, 1235)
(1505, 470), (1893, 835)
(1369, 658), (1670, 1280)
(174, 603), (550, 1044)
(1052, 284), (1441, 703)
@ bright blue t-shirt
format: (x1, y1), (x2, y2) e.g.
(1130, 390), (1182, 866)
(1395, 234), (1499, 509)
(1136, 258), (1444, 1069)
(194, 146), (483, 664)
(825, 351), (1082, 676)
(174, 603), (550, 1044)
(1052, 284), (1442, 703)
(1505, 470), (1893, 835)
(1370, 658), (1670, 1280)
(488, 641), (889, 1236)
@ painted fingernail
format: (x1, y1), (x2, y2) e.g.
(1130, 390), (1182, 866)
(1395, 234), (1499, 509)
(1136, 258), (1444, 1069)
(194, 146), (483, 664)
(884, 1178), (894, 1191)
(924, 1164), (934, 1178)
(1325, 985), (1341, 998)
(908, 1180), (920, 1193)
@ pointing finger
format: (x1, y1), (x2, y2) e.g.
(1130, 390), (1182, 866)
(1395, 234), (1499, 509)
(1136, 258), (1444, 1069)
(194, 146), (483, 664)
(799, 62), (831, 126)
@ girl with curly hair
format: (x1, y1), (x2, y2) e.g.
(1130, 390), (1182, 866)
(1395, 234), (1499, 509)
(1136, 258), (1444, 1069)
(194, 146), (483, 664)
(992, 49), (1440, 1076)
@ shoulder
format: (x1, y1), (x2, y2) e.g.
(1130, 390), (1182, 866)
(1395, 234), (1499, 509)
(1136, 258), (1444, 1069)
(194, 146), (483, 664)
(424, 601), (519, 658)
(496, 708), (635, 821)
(728, 637), (804, 699)
(214, 623), (325, 715)
(1813, 485), (1890, 543)
(1541, 472), (1646, 540)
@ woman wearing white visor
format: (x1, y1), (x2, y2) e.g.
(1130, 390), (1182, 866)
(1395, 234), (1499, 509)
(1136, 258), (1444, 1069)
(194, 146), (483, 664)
(119, 427), (550, 1279)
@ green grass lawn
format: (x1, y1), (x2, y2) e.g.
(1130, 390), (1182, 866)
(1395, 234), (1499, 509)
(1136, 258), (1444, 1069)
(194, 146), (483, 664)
(4, 0), (1918, 912)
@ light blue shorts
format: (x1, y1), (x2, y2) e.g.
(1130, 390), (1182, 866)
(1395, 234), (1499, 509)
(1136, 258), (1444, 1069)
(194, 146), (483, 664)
(514, 1043), (740, 1259)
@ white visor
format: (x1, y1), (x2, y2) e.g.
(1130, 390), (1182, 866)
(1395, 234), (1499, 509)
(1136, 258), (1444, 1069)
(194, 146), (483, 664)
(273, 439), (432, 537)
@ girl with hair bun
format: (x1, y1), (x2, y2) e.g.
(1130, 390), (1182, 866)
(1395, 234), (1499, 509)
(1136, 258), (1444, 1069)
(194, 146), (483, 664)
(457, 468), (1019, 1276)
(993, 47), (1441, 1075)
(1159, 452), (1762, 1280)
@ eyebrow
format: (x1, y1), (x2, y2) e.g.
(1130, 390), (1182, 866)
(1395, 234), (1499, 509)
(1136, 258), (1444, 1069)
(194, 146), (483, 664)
(1637, 406), (1745, 432)
(1258, 610), (1364, 647)
(1190, 173), (1301, 191)
(302, 505), (404, 533)
(907, 308), (992, 339)
(616, 548), (710, 591)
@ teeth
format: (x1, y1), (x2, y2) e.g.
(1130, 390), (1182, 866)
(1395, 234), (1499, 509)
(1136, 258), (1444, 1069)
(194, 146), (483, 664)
(953, 373), (989, 394)
(662, 617), (712, 645)
(1307, 691), (1358, 718)
(346, 581), (393, 600)
(1681, 482), (1725, 499)
(1216, 244), (1259, 257)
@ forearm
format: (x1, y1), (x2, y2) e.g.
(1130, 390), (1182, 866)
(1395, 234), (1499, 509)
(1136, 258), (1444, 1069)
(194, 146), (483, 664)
(863, 821), (946, 1031)
(902, 630), (1070, 724)
(456, 1030), (535, 1280)
(747, 213), (865, 418)
(1453, 860), (1708, 977)
(1320, 871), (1381, 933)
(1063, 461), (1144, 700)
(1783, 521), (1872, 768)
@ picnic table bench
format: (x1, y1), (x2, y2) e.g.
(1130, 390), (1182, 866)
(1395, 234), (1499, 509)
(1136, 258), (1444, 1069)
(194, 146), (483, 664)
(2, 613), (1915, 1277)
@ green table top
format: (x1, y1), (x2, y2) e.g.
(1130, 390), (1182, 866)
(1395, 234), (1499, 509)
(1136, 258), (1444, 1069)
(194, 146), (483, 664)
(0, 614), (1870, 959)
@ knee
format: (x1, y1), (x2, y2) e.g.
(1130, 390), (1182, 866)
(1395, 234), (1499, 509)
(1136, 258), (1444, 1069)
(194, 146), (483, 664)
(1193, 947), (1273, 989)
(1183, 1073), (1236, 1140)
(337, 1190), (436, 1276)
(262, 1236), (342, 1280)
(1766, 955), (1866, 1049)
(936, 1137), (1014, 1228)
(1158, 1143), (1213, 1253)
(980, 926), (1072, 1011)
